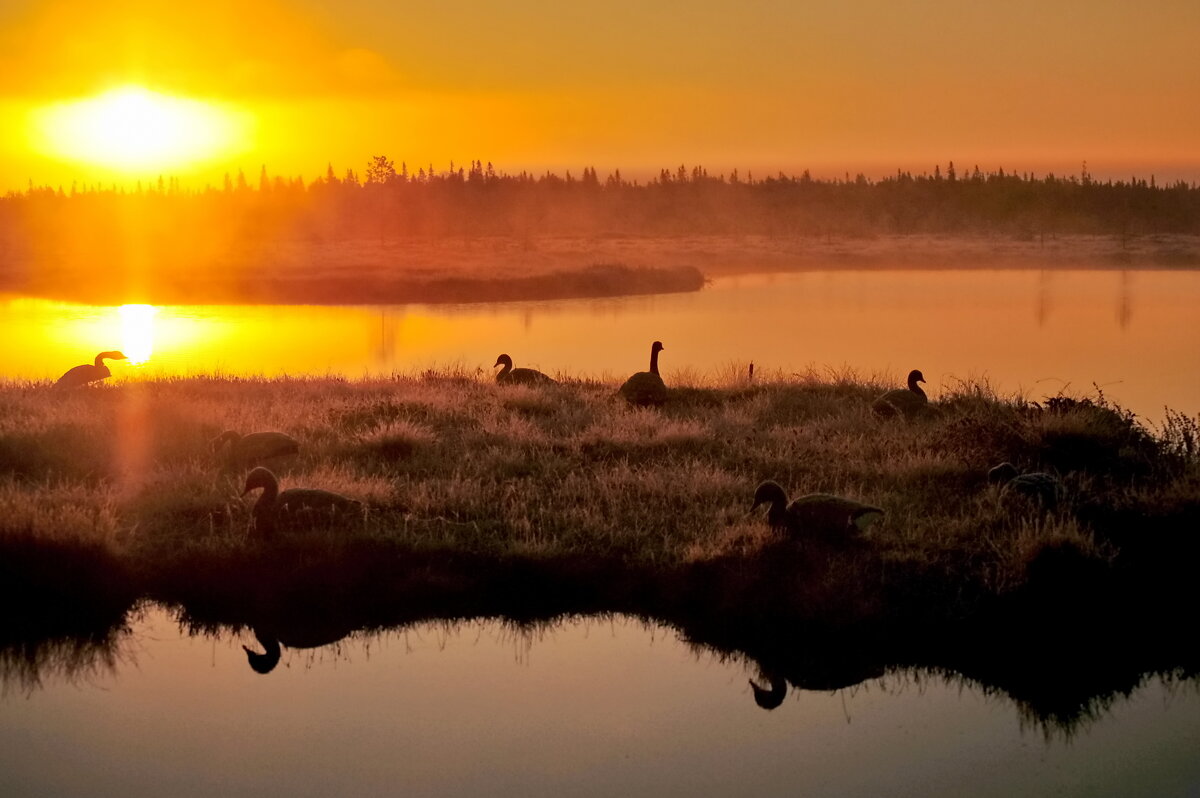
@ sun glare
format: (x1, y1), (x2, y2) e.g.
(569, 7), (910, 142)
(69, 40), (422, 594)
(31, 87), (250, 171)
(119, 303), (157, 364)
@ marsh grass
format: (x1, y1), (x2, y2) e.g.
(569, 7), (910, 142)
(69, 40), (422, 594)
(1, 370), (1196, 638)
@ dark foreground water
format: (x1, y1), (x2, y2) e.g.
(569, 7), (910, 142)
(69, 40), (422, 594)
(2, 605), (1198, 798)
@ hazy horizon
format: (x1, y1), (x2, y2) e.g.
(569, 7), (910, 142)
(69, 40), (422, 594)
(10, 156), (1200, 195)
(3, 0), (1198, 192)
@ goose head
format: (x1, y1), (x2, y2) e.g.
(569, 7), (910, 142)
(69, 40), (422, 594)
(907, 369), (925, 388)
(493, 353), (513, 370)
(751, 480), (788, 512)
(96, 351), (128, 366)
(241, 466), (279, 496)
(211, 430), (240, 453)
(987, 462), (1019, 485)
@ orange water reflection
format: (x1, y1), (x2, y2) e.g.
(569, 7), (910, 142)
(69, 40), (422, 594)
(2, 269), (1197, 419)
(3, 606), (1199, 797)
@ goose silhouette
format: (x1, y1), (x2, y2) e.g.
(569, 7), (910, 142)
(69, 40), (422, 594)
(55, 351), (127, 388)
(212, 430), (300, 470)
(241, 466), (361, 536)
(752, 480), (883, 540)
(988, 462), (1062, 509)
(493, 354), (556, 386)
(872, 369), (928, 418)
(618, 341), (668, 406)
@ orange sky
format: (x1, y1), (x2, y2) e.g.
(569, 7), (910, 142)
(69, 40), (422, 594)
(1, 0), (1198, 190)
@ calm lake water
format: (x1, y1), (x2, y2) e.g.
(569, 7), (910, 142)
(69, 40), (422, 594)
(2, 605), (1198, 798)
(2, 268), (1198, 420)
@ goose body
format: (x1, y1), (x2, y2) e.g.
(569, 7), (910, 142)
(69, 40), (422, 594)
(752, 480), (883, 540)
(619, 341), (668, 406)
(494, 354), (556, 386)
(242, 466), (361, 535)
(872, 369), (928, 418)
(212, 430), (300, 469)
(54, 351), (127, 388)
(988, 462), (1061, 508)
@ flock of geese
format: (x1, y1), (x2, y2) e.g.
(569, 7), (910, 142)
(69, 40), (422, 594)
(52, 343), (1060, 540)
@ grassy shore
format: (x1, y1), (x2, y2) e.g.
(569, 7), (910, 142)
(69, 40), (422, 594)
(2, 370), (1198, 713)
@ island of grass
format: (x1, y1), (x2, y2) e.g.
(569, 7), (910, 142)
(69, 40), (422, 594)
(2, 370), (1197, 723)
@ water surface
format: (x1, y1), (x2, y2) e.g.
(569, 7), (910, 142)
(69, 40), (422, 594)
(2, 606), (1198, 798)
(2, 269), (1197, 419)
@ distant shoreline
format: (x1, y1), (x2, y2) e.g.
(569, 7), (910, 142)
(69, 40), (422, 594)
(3, 233), (1196, 305)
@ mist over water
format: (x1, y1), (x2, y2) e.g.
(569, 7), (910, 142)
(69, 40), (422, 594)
(3, 268), (1197, 419)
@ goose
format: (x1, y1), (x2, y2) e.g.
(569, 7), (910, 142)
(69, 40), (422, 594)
(618, 341), (668, 406)
(872, 369), (929, 418)
(212, 430), (300, 469)
(54, 351), (127, 388)
(988, 462), (1061, 509)
(493, 354), (556, 386)
(241, 466), (361, 536)
(752, 480), (884, 540)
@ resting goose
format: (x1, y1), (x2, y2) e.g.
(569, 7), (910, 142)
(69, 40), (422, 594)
(988, 462), (1062, 509)
(493, 354), (556, 386)
(241, 466), (361, 536)
(872, 369), (929, 418)
(212, 430), (300, 470)
(752, 480), (884, 540)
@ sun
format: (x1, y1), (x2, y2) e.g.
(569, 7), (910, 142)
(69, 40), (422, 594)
(30, 86), (251, 171)
(118, 304), (157, 365)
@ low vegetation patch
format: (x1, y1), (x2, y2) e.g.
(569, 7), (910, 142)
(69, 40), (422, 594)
(0, 372), (1196, 657)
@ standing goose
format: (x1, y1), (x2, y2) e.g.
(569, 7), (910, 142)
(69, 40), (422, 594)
(493, 354), (556, 386)
(212, 430), (300, 470)
(54, 351), (127, 388)
(872, 369), (929, 418)
(241, 466), (361, 536)
(988, 462), (1062, 509)
(752, 480), (884, 541)
(619, 341), (668, 406)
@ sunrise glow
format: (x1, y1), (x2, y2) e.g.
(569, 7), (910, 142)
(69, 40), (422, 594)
(30, 86), (250, 171)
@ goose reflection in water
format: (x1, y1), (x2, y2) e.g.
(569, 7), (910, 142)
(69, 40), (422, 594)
(749, 672), (788, 710)
(742, 655), (886, 711)
(242, 624), (354, 675)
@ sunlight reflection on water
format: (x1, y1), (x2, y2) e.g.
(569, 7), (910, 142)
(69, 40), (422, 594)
(2, 269), (1197, 418)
